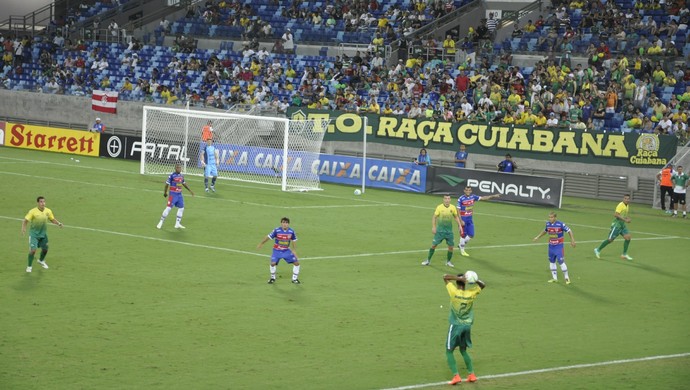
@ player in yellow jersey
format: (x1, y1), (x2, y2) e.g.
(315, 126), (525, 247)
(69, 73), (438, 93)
(21, 196), (63, 273)
(443, 272), (486, 385)
(594, 194), (633, 260)
(422, 194), (464, 267)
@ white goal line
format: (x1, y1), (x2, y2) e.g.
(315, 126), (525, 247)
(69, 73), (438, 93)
(379, 352), (690, 390)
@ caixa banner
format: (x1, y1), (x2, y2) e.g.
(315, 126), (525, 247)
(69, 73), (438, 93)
(315, 154), (426, 192)
(426, 166), (563, 208)
(202, 142), (427, 192)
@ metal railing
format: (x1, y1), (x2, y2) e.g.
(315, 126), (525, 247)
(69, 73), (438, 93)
(497, 0), (543, 30)
(411, 0), (480, 41)
(0, 3), (54, 38)
(74, 0), (169, 43)
(387, 0), (480, 64)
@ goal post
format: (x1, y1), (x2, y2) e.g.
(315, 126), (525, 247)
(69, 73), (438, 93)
(141, 105), (329, 192)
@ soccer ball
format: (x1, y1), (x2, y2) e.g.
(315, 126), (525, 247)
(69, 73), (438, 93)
(464, 270), (478, 284)
(354, 189), (362, 196)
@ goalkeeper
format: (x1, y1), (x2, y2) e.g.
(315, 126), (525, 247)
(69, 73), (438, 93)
(201, 139), (219, 192)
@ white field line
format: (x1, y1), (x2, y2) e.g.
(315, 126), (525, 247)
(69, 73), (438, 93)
(0, 155), (394, 205)
(303, 236), (680, 260)
(0, 215), (266, 258)
(0, 171), (386, 209)
(0, 215), (681, 260)
(379, 352), (690, 390)
(1, 156), (685, 234)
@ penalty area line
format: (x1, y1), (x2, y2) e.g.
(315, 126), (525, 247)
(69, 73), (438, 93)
(0, 215), (266, 258)
(0, 216), (682, 260)
(304, 236), (681, 260)
(379, 352), (690, 390)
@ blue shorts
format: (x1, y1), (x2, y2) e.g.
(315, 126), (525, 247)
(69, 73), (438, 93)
(205, 165), (218, 178)
(271, 249), (297, 264)
(548, 246), (565, 263)
(167, 193), (184, 208)
(461, 218), (475, 238)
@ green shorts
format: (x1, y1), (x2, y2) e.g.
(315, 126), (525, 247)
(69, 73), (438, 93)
(432, 232), (455, 247)
(29, 235), (48, 251)
(445, 323), (473, 350)
(607, 223), (629, 239)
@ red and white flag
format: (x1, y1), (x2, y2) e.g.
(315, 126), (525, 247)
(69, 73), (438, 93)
(92, 90), (118, 114)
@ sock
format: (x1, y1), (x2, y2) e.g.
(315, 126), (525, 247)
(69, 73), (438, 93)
(211, 177), (216, 186)
(464, 237), (472, 248)
(597, 240), (610, 251)
(204, 177), (208, 188)
(623, 239), (630, 255)
(550, 262), (557, 280)
(560, 262), (569, 280)
(160, 206), (171, 222)
(39, 250), (48, 261)
(445, 350), (459, 375)
(292, 264), (300, 280)
(447, 250), (453, 261)
(459, 237), (466, 249)
(269, 265), (276, 279)
(28, 253), (35, 267)
(674, 210), (678, 215)
(176, 208), (184, 225)
(427, 248), (435, 261)
(460, 348), (474, 373)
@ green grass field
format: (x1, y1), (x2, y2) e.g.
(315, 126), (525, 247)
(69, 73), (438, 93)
(1, 146), (689, 390)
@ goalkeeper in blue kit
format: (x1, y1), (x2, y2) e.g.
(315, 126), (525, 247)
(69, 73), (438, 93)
(201, 138), (219, 192)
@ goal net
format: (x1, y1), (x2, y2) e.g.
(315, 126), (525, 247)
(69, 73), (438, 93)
(141, 106), (328, 191)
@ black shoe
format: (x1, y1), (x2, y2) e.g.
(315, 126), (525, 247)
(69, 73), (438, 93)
(267, 278), (276, 284)
(292, 279), (301, 284)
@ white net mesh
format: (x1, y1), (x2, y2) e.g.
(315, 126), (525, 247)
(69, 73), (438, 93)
(141, 106), (328, 191)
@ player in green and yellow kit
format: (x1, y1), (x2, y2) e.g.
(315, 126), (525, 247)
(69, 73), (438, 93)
(594, 194), (633, 260)
(422, 194), (464, 267)
(21, 196), (63, 273)
(443, 272), (486, 385)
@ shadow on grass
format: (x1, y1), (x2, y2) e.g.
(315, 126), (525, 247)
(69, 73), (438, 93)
(599, 257), (683, 280)
(562, 283), (615, 304)
(268, 275), (307, 302)
(14, 269), (45, 291)
(469, 255), (532, 276)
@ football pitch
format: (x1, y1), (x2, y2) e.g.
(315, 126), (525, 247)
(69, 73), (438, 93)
(1, 146), (689, 389)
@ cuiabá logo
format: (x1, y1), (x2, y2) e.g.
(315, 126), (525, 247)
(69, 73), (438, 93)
(290, 110), (307, 121)
(630, 133), (666, 165)
(439, 175), (465, 187)
(635, 134), (659, 152)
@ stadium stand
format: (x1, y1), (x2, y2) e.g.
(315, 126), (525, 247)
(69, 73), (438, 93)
(0, 0), (688, 139)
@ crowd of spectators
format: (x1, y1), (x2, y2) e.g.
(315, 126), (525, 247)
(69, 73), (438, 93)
(0, 0), (688, 141)
(174, 0), (462, 45)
